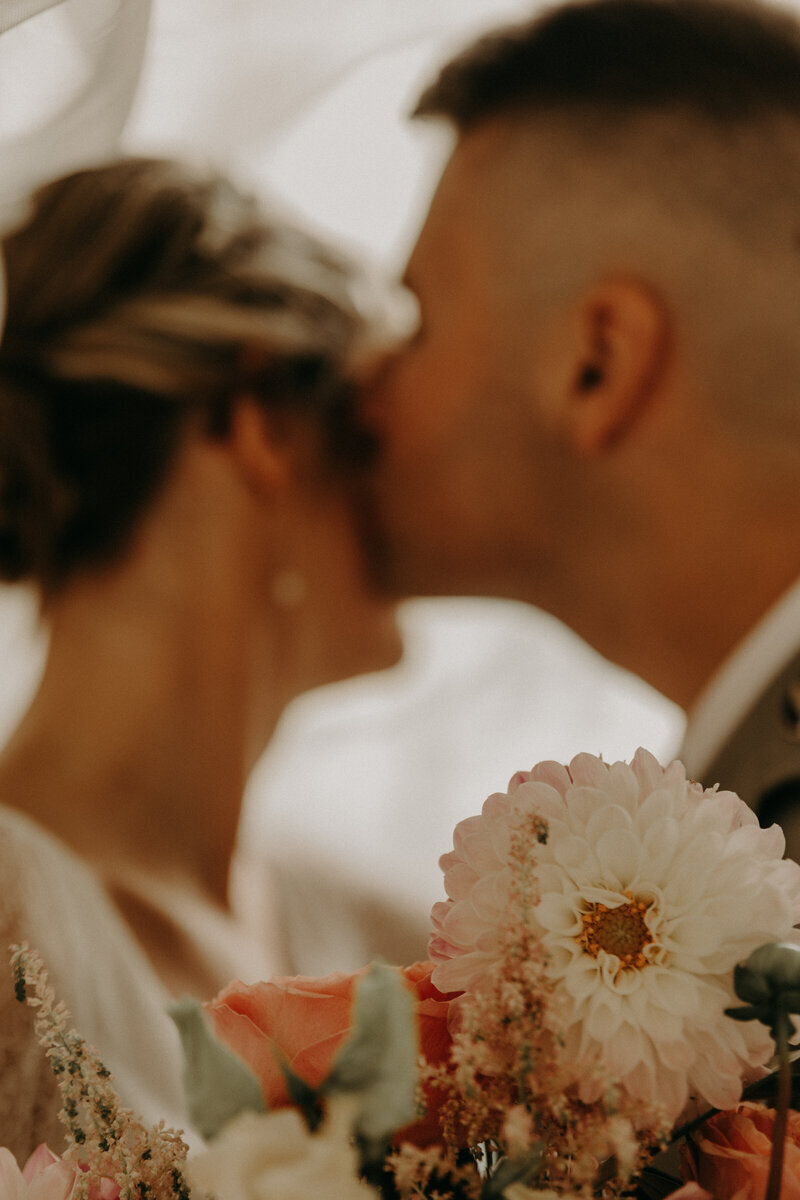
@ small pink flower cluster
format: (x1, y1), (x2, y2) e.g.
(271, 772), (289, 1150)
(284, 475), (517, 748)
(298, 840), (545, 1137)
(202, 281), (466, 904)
(0, 1144), (118, 1200)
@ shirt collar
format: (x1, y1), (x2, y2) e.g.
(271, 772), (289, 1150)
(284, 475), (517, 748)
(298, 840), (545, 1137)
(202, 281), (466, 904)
(681, 577), (800, 778)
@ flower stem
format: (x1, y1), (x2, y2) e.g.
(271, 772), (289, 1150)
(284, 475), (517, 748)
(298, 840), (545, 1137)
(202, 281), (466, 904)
(765, 1000), (792, 1200)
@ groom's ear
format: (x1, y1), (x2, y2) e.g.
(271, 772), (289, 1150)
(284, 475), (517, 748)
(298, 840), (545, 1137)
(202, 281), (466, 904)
(539, 278), (670, 456)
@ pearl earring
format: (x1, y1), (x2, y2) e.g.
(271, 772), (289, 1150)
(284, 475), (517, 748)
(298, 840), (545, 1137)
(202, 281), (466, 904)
(270, 569), (307, 609)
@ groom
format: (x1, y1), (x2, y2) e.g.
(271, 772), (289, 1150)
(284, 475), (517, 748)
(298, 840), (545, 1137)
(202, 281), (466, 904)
(365, 0), (800, 851)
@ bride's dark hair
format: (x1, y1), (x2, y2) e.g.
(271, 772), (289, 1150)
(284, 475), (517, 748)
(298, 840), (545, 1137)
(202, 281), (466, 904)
(0, 157), (377, 593)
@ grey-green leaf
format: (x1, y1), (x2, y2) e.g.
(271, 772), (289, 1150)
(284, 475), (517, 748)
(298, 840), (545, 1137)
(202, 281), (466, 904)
(169, 996), (266, 1141)
(324, 962), (418, 1153)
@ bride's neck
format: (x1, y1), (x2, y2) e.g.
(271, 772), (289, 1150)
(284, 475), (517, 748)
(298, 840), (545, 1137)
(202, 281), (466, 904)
(0, 544), (284, 908)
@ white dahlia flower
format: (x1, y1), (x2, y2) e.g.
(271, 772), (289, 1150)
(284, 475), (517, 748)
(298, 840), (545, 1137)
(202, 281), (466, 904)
(429, 749), (800, 1121)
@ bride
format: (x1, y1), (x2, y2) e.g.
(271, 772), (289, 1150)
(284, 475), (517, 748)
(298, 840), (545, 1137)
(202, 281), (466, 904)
(0, 157), (404, 1155)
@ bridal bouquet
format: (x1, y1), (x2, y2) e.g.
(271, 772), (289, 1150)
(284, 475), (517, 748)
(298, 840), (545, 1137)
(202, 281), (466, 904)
(8, 749), (800, 1200)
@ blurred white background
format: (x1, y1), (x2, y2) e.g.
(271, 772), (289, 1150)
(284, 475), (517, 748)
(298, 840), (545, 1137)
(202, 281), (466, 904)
(0, 0), (687, 972)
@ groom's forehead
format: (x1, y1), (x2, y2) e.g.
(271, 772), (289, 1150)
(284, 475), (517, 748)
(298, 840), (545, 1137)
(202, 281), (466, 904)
(404, 168), (491, 314)
(409, 120), (519, 270)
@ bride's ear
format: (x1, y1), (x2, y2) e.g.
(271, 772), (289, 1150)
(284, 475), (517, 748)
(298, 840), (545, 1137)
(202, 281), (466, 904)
(226, 396), (294, 497)
(540, 278), (670, 456)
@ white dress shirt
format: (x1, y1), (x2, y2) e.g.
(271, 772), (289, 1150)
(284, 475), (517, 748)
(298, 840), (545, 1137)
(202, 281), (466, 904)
(681, 577), (800, 782)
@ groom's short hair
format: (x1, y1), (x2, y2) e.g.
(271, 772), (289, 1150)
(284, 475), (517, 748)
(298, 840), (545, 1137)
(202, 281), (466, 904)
(415, 0), (800, 129)
(412, 0), (800, 440)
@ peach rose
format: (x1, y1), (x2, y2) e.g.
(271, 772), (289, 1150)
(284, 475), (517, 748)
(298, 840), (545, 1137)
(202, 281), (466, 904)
(665, 1187), (713, 1200)
(685, 1102), (800, 1200)
(207, 962), (457, 1148)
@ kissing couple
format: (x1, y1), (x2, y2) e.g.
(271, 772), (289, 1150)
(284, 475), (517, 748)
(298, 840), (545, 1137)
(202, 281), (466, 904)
(0, 0), (799, 1155)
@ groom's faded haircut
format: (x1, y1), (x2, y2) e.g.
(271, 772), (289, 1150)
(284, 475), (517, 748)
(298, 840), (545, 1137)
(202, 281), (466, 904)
(412, 0), (800, 440)
(414, 0), (800, 128)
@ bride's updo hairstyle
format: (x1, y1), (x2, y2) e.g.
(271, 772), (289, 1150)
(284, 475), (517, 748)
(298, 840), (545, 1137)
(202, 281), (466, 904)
(0, 157), (380, 594)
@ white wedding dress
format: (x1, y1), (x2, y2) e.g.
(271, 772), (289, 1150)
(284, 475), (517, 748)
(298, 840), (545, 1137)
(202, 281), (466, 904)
(0, 805), (190, 1159)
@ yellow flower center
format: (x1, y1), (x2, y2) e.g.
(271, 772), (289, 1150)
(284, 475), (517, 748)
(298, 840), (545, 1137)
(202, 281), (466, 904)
(579, 895), (653, 970)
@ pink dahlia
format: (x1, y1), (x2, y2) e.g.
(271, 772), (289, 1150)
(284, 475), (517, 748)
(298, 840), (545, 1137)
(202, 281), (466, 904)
(429, 749), (800, 1121)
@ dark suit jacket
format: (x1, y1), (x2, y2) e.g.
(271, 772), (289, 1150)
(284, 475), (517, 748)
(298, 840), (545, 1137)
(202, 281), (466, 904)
(695, 648), (800, 859)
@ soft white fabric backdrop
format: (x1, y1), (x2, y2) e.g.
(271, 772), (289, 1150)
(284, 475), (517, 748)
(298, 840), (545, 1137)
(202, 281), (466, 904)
(0, 0), (687, 972)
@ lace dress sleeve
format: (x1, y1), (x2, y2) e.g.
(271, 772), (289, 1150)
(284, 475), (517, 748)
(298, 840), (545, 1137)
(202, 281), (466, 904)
(0, 807), (192, 1158)
(0, 818), (68, 1158)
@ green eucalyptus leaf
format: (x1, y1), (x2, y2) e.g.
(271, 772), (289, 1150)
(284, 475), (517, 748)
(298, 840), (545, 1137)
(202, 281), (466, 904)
(169, 996), (266, 1141)
(324, 961), (418, 1158)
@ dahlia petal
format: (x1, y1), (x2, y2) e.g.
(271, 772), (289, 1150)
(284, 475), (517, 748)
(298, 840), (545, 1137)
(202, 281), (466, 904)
(579, 884), (636, 907)
(452, 813), (486, 852)
(607, 1024), (649, 1076)
(584, 802), (634, 845)
(725, 822), (781, 860)
(536, 892), (582, 935)
(623, 1051), (659, 1105)
(441, 862), (479, 901)
(515, 780), (567, 821)
(660, 757), (689, 792)
(648, 969), (701, 1017)
(661, 858), (712, 908)
(569, 753), (613, 788)
(482, 793), (512, 820)
(431, 953), (492, 993)
(702, 891), (783, 945)
(553, 835), (596, 877)
(606, 760), (641, 810)
(638, 1005), (683, 1043)
(469, 871), (511, 921)
(562, 785), (609, 829)
(440, 900), (489, 946)
(710, 789), (759, 830)
(689, 1055), (744, 1112)
(669, 916), (720, 957)
(637, 787), (678, 828)
(651, 1063), (690, 1117)
(529, 760), (572, 795)
(535, 863), (570, 894)
(608, 965), (646, 996)
(559, 955), (600, 999)
(488, 820), (512, 863)
(595, 828), (641, 891)
(623, 984), (654, 1027)
(630, 747), (668, 796)
(475, 928), (502, 954)
(547, 941), (581, 975)
(458, 827), (505, 874)
(653, 1037), (696, 1071)
(506, 770), (531, 792)
(640, 817), (681, 879)
(428, 934), (462, 963)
